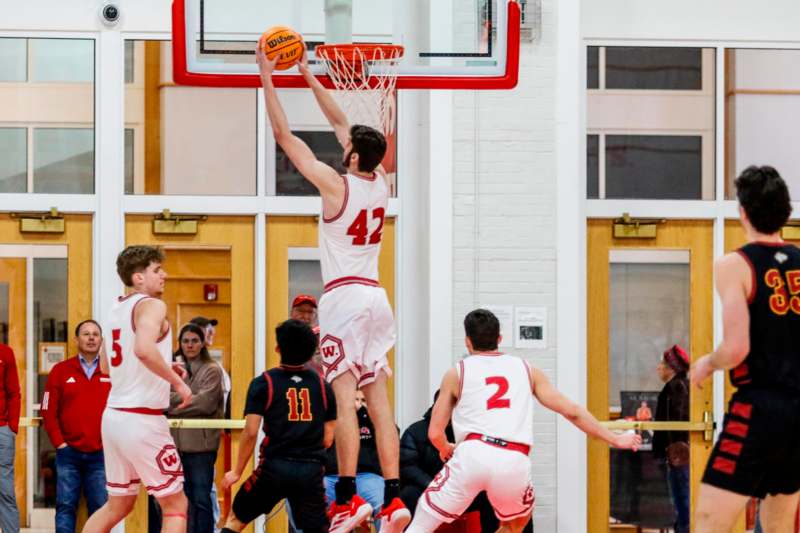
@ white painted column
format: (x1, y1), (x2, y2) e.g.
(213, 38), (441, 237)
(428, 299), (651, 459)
(555, 0), (586, 530)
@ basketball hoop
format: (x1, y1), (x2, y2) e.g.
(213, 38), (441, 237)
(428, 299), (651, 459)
(315, 43), (404, 135)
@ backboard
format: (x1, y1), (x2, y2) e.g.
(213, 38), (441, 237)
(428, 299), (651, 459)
(172, 0), (520, 90)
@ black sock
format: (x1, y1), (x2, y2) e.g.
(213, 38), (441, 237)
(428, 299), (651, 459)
(383, 478), (400, 504)
(335, 476), (356, 505)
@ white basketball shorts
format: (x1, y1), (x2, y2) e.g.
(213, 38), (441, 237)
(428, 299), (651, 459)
(318, 283), (395, 386)
(418, 440), (535, 523)
(102, 407), (184, 498)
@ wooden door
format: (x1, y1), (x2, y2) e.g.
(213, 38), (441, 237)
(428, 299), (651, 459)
(587, 219), (715, 533)
(124, 215), (255, 532)
(0, 258), (26, 529)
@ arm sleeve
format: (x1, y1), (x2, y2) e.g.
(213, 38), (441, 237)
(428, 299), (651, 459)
(168, 364), (224, 418)
(4, 349), (21, 434)
(399, 424), (434, 489)
(41, 365), (65, 447)
(324, 382), (337, 422)
(244, 377), (268, 417)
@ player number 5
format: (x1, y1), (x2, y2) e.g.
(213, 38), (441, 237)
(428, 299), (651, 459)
(110, 328), (123, 367)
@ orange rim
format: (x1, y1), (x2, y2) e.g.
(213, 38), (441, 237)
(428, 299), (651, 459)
(315, 43), (405, 64)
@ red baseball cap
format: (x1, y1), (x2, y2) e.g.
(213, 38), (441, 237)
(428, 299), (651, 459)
(291, 294), (317, 308)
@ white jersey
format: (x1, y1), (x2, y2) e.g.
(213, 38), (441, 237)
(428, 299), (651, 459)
(105, 293), (172, 410)
(319, 172), (389, 287)
(452, 353), (534, 447)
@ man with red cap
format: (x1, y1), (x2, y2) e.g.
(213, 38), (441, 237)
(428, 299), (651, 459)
(655, 344), (690, 533)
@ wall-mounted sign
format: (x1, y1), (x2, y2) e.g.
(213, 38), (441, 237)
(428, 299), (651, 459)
(39, 342), (67, 374)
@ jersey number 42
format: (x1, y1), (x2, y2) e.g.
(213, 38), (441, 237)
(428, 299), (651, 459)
(347, 208), (385, 246)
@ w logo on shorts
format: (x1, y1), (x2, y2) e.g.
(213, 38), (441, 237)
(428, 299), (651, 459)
(156, 445), (183, 476)
(320, 334), (345, 379)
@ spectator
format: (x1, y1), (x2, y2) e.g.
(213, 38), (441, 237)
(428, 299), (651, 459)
(290, 294), (318, 325)
(41, 320), (111, 533)
(152, 323), (224, 533)
(400, 393), (532, 533)
(0, 343), (20, 533)
(653, 344), (690, 533)
(290, 295), (321, 374)
(189, 315), (229, 533)
(324, 390), (384, 526)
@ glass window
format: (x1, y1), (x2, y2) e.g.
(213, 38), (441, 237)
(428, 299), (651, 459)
(0, 38), (27, 82)
(30, 39), (94, 83)
(125, 40), (258, 196)
(587, 134), (599, 198)
(124, 41), (135, 84)
(587, 46), (599, 89)
(0, 128), (27, 193)
(124, 128), (134, 194)
(605, 135), (702, 200)
(288, 258), (323, 314)
(606, 47), (702, 91)
(33, 258), (68, 509)
(276, 132), (344, 196)
(33, 128), (94, 194)
(726, 49), (800, 199)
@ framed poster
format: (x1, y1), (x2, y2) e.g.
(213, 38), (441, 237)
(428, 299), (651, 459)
(39, 342), (67, 375)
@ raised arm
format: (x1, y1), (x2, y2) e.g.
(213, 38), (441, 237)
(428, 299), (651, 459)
(531, 366), (641, 450)
(691, 253), (751, 386)
(428, 367), (459, 461)
(257, 44), (344, 204)
(298, 52), (350, 148)
(133, 298), (192, 408)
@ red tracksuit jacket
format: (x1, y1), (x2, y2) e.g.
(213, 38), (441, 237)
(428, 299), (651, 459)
(41, 356), (111, 452)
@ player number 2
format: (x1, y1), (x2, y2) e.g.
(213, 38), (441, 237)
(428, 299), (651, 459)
(286, 388), (313, 422)
(486, 376), (511, 410)
(110, 328), (123, 367)
(347, 208), (385, 246)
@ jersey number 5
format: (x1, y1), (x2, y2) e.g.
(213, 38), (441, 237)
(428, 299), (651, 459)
(486, 376), (511, 410)
(765, 268), (800, 315)
(347, 208), (385, 246)
(110, 329), (123, 367)
(286, 388), (313, 421)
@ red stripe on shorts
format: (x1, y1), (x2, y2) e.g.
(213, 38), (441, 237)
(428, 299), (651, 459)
(712, 457), (737, 475)
(730, 402), (752, 420)
(725, 420), (750, 439)
(719, 438), (744, 457)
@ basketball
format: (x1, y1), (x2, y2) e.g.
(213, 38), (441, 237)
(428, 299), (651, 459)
(260, 26), (304, 71)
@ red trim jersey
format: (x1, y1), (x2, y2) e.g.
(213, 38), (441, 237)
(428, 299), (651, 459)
(41, 356), (111, 452)
(452, 353), (534, 447)
(319, 172), (389, 286)
(105, 293), (173, 410)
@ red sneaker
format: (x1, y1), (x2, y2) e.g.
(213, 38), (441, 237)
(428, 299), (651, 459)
(377, 497), (411, 533)
(328, 494), (373, 533)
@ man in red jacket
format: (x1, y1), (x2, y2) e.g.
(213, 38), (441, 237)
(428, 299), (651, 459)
(0, 342), (21, 533)
(42, 320), (111, 533)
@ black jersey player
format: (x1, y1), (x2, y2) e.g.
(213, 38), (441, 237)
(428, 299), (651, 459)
(691, 166), (800, 532)
(221, 319), (337, 533)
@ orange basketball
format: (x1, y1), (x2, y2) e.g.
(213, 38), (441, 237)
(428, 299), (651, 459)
(260, 26), (304, 71)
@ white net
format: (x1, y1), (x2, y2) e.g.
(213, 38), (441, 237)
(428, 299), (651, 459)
(315, 45), (403, 135)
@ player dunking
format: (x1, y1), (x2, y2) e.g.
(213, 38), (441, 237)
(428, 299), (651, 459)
(691, 166), (800, 532)
(406, 309), (641, 533)
(83, 246), (193, 533)
(257, 46), (409, 533)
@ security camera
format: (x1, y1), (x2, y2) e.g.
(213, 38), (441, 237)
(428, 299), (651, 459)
(100, 3), (121, 26)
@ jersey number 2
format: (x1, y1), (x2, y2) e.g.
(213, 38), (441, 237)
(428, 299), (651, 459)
(110, 329), (123, 367)
(347, 208), (385, 246)
(286, 388), (313, 421)
(485, 376), (511, 410)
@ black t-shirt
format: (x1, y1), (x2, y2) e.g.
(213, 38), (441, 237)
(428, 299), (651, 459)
(324, 406), (382, 476)
(244, 366), (336, 463)
(735, 243), (800, 393)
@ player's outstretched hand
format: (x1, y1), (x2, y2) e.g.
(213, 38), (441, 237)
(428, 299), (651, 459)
(175, 381), (193, 409)
(171, 361), (187, 380)
(222, 470), (240, 491)
(690, 354), (714, 388)
(298, 46), (310, 76)
(255, 39), (280, 79)
(438, 442), (455, 462)
(613, 432), (642, 452)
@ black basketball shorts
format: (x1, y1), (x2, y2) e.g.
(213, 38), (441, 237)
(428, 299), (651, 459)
(231, 458), (328, 532)
(702, 388), (800, 498)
